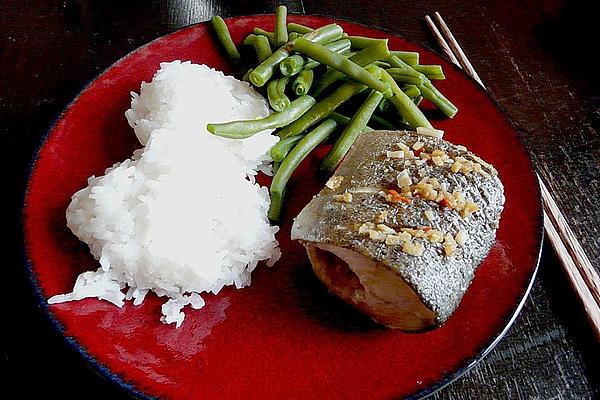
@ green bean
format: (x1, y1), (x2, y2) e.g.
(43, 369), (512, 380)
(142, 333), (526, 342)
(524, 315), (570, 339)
(242, 68), (253, 82)
(280, 55), (305, 76)
(287, 22), (314, 34)
(386, 68), (426, 85)
(304, 39), (351, 70)
(301, 23), (344, 45)
(402, 84), (421, 99)
(330, 112), (374, 132)
(207, 96), (316, 139)
(348, 36), (388, 49)
(372, 60), (391, 69)
(274, 6), (288, 47)
(309, 40), (391, 97)
(243, 33), (258, 46)
(385, 55), (426, 81)
(413, 95), (423, 106)
(413, 65), (445, 80)
(267, 77), (290, 112)
(269, 119), (338, 221)
(391, 50), (419, 66)
(249, 47), (291, 87)
(277, 79), (370, 139)
(296, 39), (390, 96)
(417, 80), (458, 118)
(210, 16), (240, 62)
(321, 90), (384, 173)
(249, 24), (344, 87)
(252, 35), (272, 62)
(292, 69), (314, 95)
(253, 28), (275, 44)
(270, 135), (303, 162)
(304, 59), (320, 70)
(288, 31), (301, 41)
(385, 54), (411, 68)
(325, 38), (351, 54)
(380, 70), (432, 129)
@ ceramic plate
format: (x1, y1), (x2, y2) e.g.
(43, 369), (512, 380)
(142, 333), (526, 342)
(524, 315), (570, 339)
(23, 14), (542, 399)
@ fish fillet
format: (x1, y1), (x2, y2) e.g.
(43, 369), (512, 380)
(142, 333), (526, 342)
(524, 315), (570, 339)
(291, 130), (504, 330)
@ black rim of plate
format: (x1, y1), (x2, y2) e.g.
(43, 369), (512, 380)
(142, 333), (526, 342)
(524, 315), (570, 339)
(20, 13), (545, 400)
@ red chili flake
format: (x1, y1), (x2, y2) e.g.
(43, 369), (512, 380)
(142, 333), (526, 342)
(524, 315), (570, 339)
(418, 226), (432, 232)
(438, 198), (453, 208)
(388, 190), (412, 204)
(413, 148), (424, 157)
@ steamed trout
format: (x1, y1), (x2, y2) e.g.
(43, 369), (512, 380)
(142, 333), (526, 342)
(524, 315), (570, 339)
(291, 130), (504, 331)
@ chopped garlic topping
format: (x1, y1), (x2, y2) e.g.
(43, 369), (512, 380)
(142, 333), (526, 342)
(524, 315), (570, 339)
(432, 156), (445, 166)
(358, 222), (375, 234)
(396, 169), (412, 188)
(402, 241), (424, 256)
(385, 235), (404, 245)
(386, 150), (405, 159)
(397, 142), (410, 151)
(368, 230), (387, 241)
(333, 191), (352, 203)
(424, 209), (436, 221)
(460, 201), (479, 218)
(376, 224), (396, 234)
(416, 126), (444, 138)
(444, 243), (457, 256)
(451, 161), (462, 173)
(325, 175), (344, 190)
(412, 141), (425, 151)
(428, 229), (444, 243)
(374, 210), (388, 223)
(455, 230), (468, 246)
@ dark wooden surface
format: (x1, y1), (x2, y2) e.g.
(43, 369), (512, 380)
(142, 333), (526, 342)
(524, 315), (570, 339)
(3, 0), (599, 398)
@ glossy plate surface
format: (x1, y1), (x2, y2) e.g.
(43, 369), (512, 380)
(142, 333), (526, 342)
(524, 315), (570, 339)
(23, 15), (542, 400)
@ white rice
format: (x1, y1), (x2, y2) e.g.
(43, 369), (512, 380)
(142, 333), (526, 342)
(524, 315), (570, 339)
(48, 61), (281, 327)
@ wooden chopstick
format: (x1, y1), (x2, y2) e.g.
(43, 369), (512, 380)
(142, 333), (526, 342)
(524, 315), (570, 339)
(425, 12), (600, 340)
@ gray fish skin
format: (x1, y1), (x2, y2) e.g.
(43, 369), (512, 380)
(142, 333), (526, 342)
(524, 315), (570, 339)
(291, 130), (504, 330)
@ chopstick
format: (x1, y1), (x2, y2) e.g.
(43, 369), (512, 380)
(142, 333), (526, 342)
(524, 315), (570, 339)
(425, 12), (600, 340)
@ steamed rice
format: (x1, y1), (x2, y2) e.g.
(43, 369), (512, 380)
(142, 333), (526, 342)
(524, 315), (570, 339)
(48, 61), (281, 327)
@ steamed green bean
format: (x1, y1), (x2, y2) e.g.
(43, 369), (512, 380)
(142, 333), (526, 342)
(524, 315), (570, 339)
(270, 135), (303, 162)
(402, 84), (421, 99)
(321, 90), (384, 172)
(310, 40), (391, 97)
(417, 80), (458, 118)
(267, 76), (290, 112)
(207, 96), (316, 139)
(391, 50), (419, 65)
(386, 68), (427, 85)
(381, 70), (432, 129)
(269, 119), (337, 221)
(413, 65), (445, 80)
(277, 80), (369, 139)
(292, 69), (314, 95)
(249, 24), (344, 87)
(274, 5), (288, 47)
(304, 39), (351, 69)
(287, 22), (314, 34)
(253, 27), (275, 44)
(210, 16), (240, 62)
(347, 35), (388, 49)
(280, 55), (305, 76)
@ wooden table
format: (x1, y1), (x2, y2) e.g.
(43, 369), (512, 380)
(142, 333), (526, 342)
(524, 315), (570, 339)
(3, 0), (598, 398)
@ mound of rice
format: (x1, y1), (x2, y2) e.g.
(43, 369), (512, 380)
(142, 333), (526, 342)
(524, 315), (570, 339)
(48, 61), (281, 327)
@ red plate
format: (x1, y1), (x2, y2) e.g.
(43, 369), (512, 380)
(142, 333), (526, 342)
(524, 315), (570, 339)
(23, 15), (542, 400)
